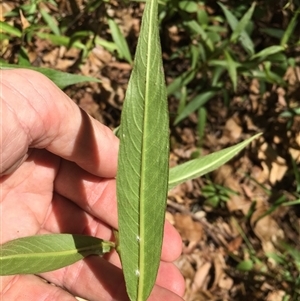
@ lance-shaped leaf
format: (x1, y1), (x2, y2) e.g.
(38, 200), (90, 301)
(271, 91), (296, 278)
(169, 133), (262, 190)
(0, 234), (113, 275)
(116, 1), (169, 300)
(0, 63), (100, 89)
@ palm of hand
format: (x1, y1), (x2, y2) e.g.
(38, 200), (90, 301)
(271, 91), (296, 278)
(2, 148), (138, 301)
(0, 69), (184, 301)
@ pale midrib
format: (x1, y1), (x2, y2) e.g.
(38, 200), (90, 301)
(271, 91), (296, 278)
(1, 244), (102, 260)
(137, 0), (157, 300)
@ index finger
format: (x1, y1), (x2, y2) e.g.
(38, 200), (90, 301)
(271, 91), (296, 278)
(1, 69), (119, 177)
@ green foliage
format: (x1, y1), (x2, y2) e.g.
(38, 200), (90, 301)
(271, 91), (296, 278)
(169, 133), (261, 190)
(108, 18), (133, 64)
(202, 180), (238, 208)
(159, 0), (299, 129)
(0, 234), (113, 275)
(0, 63), (100, 89)
(226, 179), (300, 299)
(1, 0), (132, 64)
(231, 225), (300, 298)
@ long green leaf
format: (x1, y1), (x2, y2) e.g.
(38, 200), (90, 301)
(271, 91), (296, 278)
(40, 8), (61, 36)
(36, 32), (86, 49)
(250, 45), (284, 60)
(167, 69), (196, 95)
(230, 2), (256, 43)
(0, 21), (22, 37)
(218, 2), (254, 55)
(116, 0), (169, 300)
(168, 133), (261, 190)
(174, 89), (218, 124)
(280, 9), (299, 47)
(224, 50), (238, 91)
(108, 18), (133, 64)
(0, 234), (113, 275)
(0, 63), (100, 89)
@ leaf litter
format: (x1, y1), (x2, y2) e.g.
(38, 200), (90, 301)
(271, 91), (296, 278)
(2, 1), (300, 300)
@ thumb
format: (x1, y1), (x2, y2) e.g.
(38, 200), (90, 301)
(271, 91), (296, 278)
(0, 69), (119, 177)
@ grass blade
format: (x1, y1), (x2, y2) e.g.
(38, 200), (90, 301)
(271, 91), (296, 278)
(224, 50), (238, 91)
(250, 45), (284, 60)
(174, 89), (218, 124)
(280, 9), (299, 47)
(108, 18), (133, 64)
(218, 2), (254, 55)
(230, 2), (256, 43)
(40, 8), (61, 36)
(0, 21), (22, 37)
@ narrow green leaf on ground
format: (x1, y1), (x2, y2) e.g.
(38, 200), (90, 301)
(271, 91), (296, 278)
(0, 21), (22, 37)
(250, 45), (284, 60)
(36, 32), (86, 49)
(116, 0), (169, 300)
(218, 2), (254, 55)
(174, 89), (218, 124)
(108, 18), (133, 64)
(0, 63), (100, 89)
(40, 8), (61, 36)
(224, 50), (238, 91)
(230, 2), (256, 43)
(168, 133), (262, 190)
(0, 234), (113, 275)
(280, 9), (299, 47)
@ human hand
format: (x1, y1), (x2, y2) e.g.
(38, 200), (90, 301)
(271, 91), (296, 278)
(0, 69), (185, 301)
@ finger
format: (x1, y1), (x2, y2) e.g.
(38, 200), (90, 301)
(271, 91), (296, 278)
(54, 160), (182, 262)
(42, 200), (185, 297)
(41, 256), (184, 301)
(42, 192), (114, 242)
(1, 69), (118, 177)
(156, 262), (185, 297)
(0, 149), (60, 244)
(44, 189), (182, 263)
(0, 275), (78, 301)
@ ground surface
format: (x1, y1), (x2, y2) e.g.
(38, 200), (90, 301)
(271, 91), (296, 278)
(2, 1), (300, 300)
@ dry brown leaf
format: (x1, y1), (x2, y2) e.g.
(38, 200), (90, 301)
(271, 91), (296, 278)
(250, 78), (260, 94)
(258, 140), (288, 184)
(250, 202), (285, 253)
(227, 235), (243, 253)
(289, 147), (300, 163)
(223, 116), (242, 141)
(218, 273), (234, 291)
(19, 9), (30, 29)
(266, 290), (286, 301)
(165, 211), (175, 225)
(91, 46), (112, 64)
(191, 261), (212, 292)
(43, 48), (59, 65)
(276, 87), (287, 106)
(175, 255), (196, 280)
(174, 214), (204, 243)
(0, 2), (12, 21)
(79, 92), (100, 117)
(284, 66), (300, 86)
(211, 253), (227, 289)
(269, 157), (288, 185)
